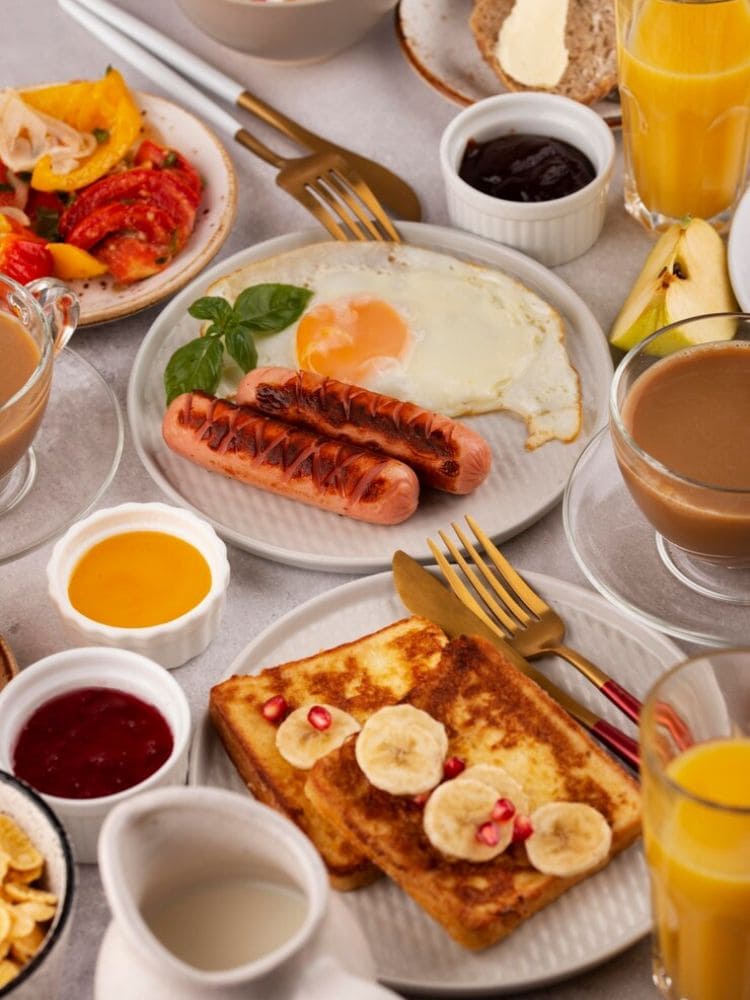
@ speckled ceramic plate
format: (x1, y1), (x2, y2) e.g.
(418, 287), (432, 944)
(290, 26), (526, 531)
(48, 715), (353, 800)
(190, 568), (683, 995)
(74, 92), (237, 327)
(395, 0), (620, 122)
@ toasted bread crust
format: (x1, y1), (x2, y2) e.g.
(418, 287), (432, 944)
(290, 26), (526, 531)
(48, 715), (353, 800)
(209, 616), (449, 890)
(307, 635), (641, 948)
(470, 0), (618, 106)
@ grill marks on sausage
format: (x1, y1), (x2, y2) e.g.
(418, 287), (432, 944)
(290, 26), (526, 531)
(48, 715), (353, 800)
(178, 392), (400, 504)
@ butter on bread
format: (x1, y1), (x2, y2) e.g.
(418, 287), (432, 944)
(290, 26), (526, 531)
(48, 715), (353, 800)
(306, 634), (641, 948)
(209, 616), (449, 890)
(470, 0), (617, 106)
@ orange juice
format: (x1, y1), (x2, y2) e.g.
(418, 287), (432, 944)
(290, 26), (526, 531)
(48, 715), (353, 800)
(643, 738), (750, 1000)
(617, 0), (750, 225)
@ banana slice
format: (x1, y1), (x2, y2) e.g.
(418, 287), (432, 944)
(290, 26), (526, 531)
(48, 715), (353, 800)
(275, 704), (360, 770)
(456, 764), (530, 816)
(525, 802), (612, 878)
(423, 778), (514, 862)
(355, 705), (447, 795)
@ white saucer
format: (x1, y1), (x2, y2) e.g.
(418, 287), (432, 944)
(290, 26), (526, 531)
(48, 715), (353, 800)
(563, 427), (749, 646)
(0, 349), (123, 565)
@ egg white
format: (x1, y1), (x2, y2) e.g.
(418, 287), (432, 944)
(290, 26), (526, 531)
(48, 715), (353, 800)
(208, 242), (581, 448)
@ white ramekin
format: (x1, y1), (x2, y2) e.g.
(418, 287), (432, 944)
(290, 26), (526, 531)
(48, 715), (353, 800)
(0, 770), (75, 999)
(0, 647), (191, 863)
(47, 502), (230, 670)
(439, 92), (616, 267)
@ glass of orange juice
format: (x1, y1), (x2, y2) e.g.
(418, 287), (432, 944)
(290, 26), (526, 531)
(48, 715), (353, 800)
(640, 648), (750, 1000)
(615, 0), (750, 232)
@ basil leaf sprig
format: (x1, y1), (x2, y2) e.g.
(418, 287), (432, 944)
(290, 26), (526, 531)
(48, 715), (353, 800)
(163, 282), (313, 405)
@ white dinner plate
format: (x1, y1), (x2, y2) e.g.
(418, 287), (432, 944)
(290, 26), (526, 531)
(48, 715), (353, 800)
(396, 0), (621, 121)
(72, 92), (237, 326)
(728, 186), (750, 312)
(191, 568), (682, 995)
(127, 222), (612, 574)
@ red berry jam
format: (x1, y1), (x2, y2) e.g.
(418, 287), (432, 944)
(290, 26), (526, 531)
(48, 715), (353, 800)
(13, 687), (173, 799)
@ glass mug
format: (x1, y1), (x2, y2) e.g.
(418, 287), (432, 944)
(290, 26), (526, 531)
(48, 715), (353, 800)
(615, 0), (750, 232)
(0, 275), (78, 514)
(640, 649), (750, 1000)
(610, 314), (750, 605)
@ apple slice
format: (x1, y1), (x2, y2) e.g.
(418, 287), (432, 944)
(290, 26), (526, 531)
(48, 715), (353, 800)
(610, 218), (738, 355)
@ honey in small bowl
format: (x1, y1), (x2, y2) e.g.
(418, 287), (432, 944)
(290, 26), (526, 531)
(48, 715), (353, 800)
(67, 530), (212, 629)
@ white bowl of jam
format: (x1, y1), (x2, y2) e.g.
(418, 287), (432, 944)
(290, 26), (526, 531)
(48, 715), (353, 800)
(0, 646), (191, 863)
(439, 92), (615, 267)
(47, 502), (230, 670)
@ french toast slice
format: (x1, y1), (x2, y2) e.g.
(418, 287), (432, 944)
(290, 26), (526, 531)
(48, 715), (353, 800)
(307, 634), (641, 946)
(209, 616), (449, 890)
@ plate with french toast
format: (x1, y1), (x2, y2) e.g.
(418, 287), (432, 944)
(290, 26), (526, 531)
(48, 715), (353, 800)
(192, 568), (682, 994)
(128, 222), (611, 573)
(396, 0), (621, 116)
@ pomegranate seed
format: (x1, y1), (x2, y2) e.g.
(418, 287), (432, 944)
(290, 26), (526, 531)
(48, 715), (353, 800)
(512, 814), (534, 843)
(261, 694), (288, 723)
(475, 821), (500, 847)
(307, 705), (332, 731)
(412, 791), (431, 807)
(443, 756), (466, 780)
(492, 797), (516, 823)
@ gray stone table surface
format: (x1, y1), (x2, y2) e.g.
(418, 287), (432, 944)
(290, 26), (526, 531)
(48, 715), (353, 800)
(1, 1), (684, 996)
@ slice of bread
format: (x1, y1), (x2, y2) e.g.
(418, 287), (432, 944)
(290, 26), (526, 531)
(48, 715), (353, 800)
(470, 0), (617, 106)
(209, 616), (449, 890)
(307, 634), (641, 948)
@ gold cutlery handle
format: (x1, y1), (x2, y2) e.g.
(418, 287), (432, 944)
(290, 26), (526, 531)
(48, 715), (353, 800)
(237, 90), (331, 153)
(234, 127), (285, 170)
(531, 644), (643, 724)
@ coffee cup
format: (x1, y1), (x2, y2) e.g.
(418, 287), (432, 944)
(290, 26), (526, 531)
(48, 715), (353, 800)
(0, 275), (78, 513)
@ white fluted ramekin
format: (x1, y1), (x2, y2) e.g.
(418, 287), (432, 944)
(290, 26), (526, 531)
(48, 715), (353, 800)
(0, 646), (191, 863)
(47, 502), (230, 670)
(439, 92), (615, 267)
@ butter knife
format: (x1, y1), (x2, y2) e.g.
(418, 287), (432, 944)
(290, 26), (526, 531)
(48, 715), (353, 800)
(392, 551), (640, 771)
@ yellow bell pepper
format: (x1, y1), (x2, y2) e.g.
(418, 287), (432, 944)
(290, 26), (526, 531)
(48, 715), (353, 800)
(0, 216), (11, 234)
(46, 243), (108, 280)
(22, 69), (141, 192)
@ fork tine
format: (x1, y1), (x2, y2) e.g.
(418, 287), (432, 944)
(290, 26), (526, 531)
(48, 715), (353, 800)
(303, 178), (371, 242)
(465, 515), (548, 617)
(291, 184), (352, 242)
(427, 537), (507, 641)
(450, 521), (533, 625)
(437, 529), (518, 634)
(336, 167), (401, 243)
(325, 171), (384, 241)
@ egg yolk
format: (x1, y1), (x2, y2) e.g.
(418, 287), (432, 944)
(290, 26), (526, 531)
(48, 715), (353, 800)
(296, 296), (411, 383)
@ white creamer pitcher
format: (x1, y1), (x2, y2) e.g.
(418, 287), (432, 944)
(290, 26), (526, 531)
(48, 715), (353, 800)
(95, 786), (397, 1000)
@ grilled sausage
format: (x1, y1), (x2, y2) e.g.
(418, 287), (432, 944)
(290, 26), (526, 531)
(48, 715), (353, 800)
(162, 392), (420, 525)
(236, 368), (492, 495)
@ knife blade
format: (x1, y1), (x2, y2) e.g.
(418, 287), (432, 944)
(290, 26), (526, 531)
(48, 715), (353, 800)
(391, 551), (639, 771)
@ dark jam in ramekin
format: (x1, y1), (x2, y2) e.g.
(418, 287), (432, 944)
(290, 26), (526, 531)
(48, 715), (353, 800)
(13, 687), (173, 799)
(459, 133), (596, 202)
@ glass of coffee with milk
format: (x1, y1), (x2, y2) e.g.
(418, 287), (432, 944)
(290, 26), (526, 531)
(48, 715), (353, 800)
(0, 275), (78, 513)
(610, 313), (750, 605)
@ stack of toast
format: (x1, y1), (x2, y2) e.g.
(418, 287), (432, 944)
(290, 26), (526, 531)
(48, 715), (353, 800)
(210, 620), (641, 949)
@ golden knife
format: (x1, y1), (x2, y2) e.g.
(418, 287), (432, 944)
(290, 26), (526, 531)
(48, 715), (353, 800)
(391, 551), (640, 770)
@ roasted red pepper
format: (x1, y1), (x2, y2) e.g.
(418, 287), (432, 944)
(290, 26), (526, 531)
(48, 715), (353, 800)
(0, 235), (53, 284)
(133, 140), (203, 201)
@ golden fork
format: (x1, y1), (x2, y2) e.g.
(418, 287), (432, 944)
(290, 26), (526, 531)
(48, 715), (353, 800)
(235, 130), (401, 243)
(427, 515), (643, 725)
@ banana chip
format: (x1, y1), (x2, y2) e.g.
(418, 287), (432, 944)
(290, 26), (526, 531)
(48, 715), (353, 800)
(0, 816), (57, 978)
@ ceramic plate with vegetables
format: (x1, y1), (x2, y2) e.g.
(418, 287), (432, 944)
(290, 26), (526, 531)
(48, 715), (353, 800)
(0, 69), (236, 326)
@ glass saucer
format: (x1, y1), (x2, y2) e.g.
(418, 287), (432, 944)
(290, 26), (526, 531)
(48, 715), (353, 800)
(563, 427), (749, 646)
(0, 349), (123, 565)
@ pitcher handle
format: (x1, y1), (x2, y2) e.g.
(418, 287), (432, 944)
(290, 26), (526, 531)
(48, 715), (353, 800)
(27, 277), (80, 354)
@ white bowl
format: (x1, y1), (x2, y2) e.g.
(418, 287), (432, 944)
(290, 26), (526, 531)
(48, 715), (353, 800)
(0, 770), (75, 998)
(176, 0), (398, 64)
(439, 93), (615, 267)
(0, 647), (191, 863)
(47, 502), (230, 670)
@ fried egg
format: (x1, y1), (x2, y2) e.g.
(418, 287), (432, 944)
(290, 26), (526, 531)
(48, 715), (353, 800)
(208, 242), (581, 448)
